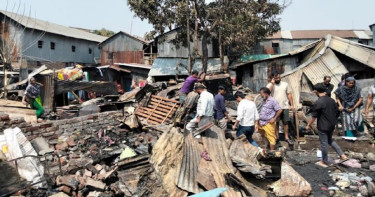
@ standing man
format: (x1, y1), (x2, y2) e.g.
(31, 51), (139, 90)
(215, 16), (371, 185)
(22, 77), (44, 119)
(306, 84), (348, 166)
(316, 76), (334, 97)
(258, 87), (282, 151)
(232, 91), (260, 148)
(364, 81), (375, 117)
(267, 72), (294, 144)
(214, 85), (231, 130)
(180, 70), (205, 103)
(186, 84), (214, 138)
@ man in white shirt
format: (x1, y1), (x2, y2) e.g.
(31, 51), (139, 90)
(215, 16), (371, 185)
(267, 72), (294, 144)
(186, 84), (215, 138)
(232, 91), (260, 147)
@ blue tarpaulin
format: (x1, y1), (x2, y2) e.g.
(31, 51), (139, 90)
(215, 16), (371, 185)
(189, 188), (228, 197)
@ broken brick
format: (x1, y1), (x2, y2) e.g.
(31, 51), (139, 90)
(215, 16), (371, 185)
(0, 115), (10, 121)
(39, 122), (53, 128)
(94, 164), (103, 172)
(56, 175), (79, 189)
(46, 126), (59, 132)
(58, 185), (71, 194)
(49, 192), (70, 197)
(97, 169), (107, 180)
(59, 156), (68, 166)
(42, 131), (56, 137)
(88, 115), (98, 119)
(55, 142), (69, 151)
(86, 178), (106, 190)
(26, 126), (39, 132)
(84, 169), (92, 177)
(66, 137), (77, 147)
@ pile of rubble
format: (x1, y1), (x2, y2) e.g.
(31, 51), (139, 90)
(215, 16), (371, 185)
(2, 78), (375, 197)
(0, 107), (166, 197)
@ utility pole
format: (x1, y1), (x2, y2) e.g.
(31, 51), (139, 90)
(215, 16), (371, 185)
(186, 0), (191, 73)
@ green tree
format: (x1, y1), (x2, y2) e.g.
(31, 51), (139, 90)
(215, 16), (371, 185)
(128, 0), (287, 72)
(92, 28), (115, 37)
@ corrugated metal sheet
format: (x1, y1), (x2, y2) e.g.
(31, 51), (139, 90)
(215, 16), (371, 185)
(289, 39), (321, 55)
(282, 49), (348, 108)
(192, 58), (228, 74)
(149, 58), (225, 76)
(148, 58), (188, 76)
(353, 30), (372, 39)
(109, 65), (131, 73)
(328, 36), (375, 69)
(176, 133), (200, 193)
(101, 51), (144, 65)
(281, 30), (293, 39)
(99, 31), (149, 47)
(291, 30), (357, 39)
(267, 30), (372, 40)
(1, 10), (106, 42)
(115, 63), (151, 70)
(233, 40), (319, 68)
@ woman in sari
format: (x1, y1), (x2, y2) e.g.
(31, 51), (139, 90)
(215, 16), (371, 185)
(22, 77), (44, 118)
(334, 76), (363, 137)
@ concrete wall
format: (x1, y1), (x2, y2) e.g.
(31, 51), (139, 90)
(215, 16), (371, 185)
(157, 30), (215, 58)
(241, 56), (299, 91)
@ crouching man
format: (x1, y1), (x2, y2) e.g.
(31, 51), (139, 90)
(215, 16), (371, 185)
(306, 84), (348, 167)
(186, 84), (215, 138)
(258, 87), (282, 151)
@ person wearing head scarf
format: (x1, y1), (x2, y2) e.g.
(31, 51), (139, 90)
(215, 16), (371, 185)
(22, 77), (44, 118)
(334, 76), (364, 137)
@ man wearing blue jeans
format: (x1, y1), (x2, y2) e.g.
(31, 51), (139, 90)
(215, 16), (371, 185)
(232, 91), (260, 147)
(307, 84), (348, 166)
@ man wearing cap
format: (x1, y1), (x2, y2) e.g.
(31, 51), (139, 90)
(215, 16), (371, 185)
(214, 85), (231, 130)
(306, 84), (348, 167)
(232, 91), (260, 148)
(180, 70), (206, 103)
(186, 84), (215, 138)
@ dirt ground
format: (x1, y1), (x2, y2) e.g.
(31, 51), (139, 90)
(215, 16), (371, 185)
(286, 150), (375, 196)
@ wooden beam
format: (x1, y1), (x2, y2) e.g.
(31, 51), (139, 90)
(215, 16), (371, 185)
(0, 106), (37, 123)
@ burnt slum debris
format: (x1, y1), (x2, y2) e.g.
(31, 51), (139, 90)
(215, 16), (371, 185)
(0, 78), (289, 197)
(0, 66), (375, 197)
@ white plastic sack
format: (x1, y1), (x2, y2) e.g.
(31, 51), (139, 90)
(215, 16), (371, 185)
(4, 127), (46, 188)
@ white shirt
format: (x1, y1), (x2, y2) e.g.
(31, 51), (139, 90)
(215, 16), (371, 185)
(236, 99), (259, 126)
(197, 90), (215, 117)
(267, 81), (292, 109)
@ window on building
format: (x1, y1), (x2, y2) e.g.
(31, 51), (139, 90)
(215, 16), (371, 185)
(272, 42), (280, 54)
(38, 41), (43, 48)
(72, 45), (76, 52)
(89, 48), (92, 54)
(50, 42), (55, 50)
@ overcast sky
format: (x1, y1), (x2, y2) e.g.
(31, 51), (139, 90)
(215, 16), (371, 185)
(1, 0), (374, 38)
